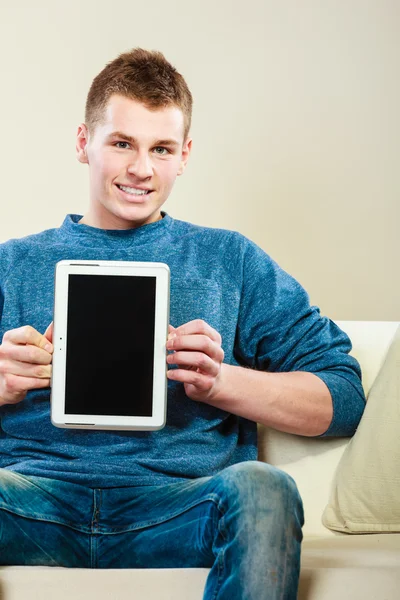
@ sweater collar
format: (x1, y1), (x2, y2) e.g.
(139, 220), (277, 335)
(59, 211), (173, 247)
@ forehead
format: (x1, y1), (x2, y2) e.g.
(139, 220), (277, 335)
(97, 94), (185, 141)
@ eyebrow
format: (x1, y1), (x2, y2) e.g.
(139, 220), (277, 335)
(106, 131), (181, 148)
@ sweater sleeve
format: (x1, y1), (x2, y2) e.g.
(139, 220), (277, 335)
(0, 247), (5, 334)
(0, 282), (3, 329)
(233, 237), (366, 437)
(0, 241), (12, 341)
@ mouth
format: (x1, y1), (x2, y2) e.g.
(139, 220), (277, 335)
(115, 184), (154, 203)
(116, 184), (153, 196)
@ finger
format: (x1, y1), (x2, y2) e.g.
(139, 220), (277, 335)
(167, 334), (224, 362)
(0, 359), (52, 379)
(44, 322), (54, 344)
(167, 324), (176, 340)
(172, 320), (222, 344)
(167, 368), (214, 388)
(0, 341), (53, 365)
(166, 351), (219, 376)
(3, 325), (53, 353)
(2, 373), (51, 396)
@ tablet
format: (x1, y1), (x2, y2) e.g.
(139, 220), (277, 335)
(50, 260), (170, 431)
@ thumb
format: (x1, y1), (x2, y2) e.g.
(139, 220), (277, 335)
(168, 324), (177, 340)
(44, 321), (53, 344)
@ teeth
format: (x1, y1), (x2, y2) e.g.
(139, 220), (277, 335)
(118, 185), (149, 195)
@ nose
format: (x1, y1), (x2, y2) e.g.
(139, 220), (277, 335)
(127, 150), (153, 179)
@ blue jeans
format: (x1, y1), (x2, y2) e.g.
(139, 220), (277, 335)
(0, 461), (303, 599)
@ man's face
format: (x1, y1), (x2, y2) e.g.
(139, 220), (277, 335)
(76, 94), (191, 229)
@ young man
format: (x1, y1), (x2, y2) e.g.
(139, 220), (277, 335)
(0, 49), (365, 598)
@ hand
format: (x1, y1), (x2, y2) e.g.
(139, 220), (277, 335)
(166, 319), (225, 403)
(0, 322), (54, 406)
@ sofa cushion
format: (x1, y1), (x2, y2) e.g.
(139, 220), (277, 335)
(2, 535), (400, 600)
(322, 324), (400, 533)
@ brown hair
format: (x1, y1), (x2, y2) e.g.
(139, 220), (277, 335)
(85, 48), (193, 141)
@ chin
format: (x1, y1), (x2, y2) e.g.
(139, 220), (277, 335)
(118, 208), (160, 226)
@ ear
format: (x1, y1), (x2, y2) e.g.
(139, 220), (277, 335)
(177, 137), (192, 176)
(76, 123), (90, 164)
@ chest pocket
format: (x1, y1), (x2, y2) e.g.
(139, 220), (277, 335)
(169, 278), (222, 333)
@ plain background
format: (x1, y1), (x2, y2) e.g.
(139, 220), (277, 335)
(0, 0), (398, 321)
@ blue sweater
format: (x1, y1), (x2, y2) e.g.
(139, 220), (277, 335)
(0, 212), (365, 487)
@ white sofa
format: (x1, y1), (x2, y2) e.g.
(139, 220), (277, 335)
(1, 321), (399, 599)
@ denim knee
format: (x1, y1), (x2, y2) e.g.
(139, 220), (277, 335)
(203, 462), (303, 600)
(214, 461), (303, 523)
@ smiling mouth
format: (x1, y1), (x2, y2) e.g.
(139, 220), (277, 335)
(116, 184), (152, 196)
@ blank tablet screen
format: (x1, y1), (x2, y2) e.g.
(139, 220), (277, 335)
(65, 274), (156, 417)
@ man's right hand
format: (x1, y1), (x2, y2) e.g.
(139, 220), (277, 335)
(0, 323), (54, 406)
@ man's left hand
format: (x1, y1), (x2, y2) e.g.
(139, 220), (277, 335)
(166, 319), (225, 404)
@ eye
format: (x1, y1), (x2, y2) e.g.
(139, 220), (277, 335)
(153, 146), (170, 155)
(114, 141), (130, 149)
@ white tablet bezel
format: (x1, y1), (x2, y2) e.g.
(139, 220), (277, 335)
(51, 259), (170, 431)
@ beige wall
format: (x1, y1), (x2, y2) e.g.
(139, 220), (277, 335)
(0, 0), (398, 321)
